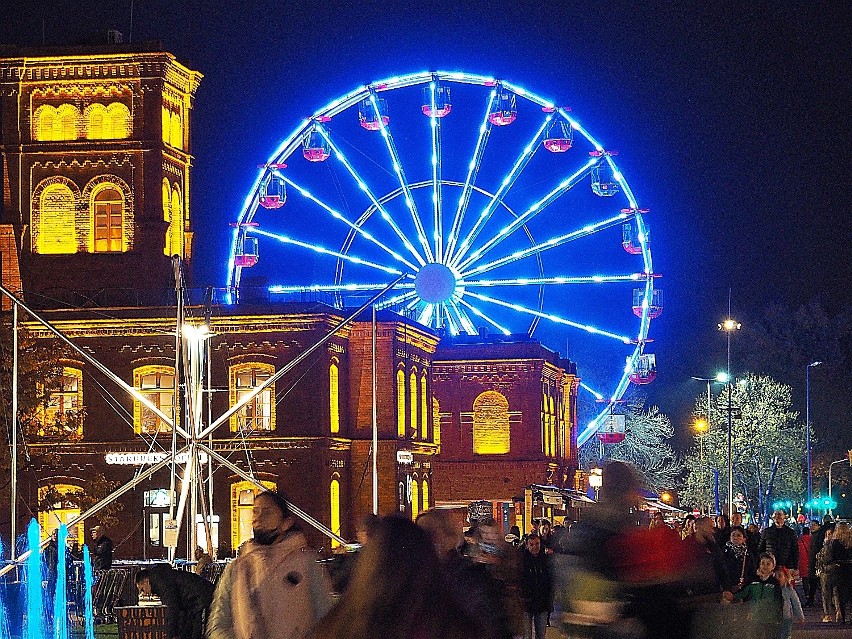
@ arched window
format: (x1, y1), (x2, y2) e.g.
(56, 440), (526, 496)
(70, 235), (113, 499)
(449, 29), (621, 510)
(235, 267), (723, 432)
(133, 366), (176, 434)
(411, 476), (420, 521)
(36, 184), (77, 254)
(329, 361), (340, 434)
(57, 104), (80, 141)
(229, 363), (276, 432)
(38, 484), (85, 545)
(106, 102), (131, 139)
(549, 395), (557, 458)
(420, 373), (428, 439)
(84, 104), (108, 139)
(170, 110), (183, 149)
(161, 106), (170, 145)
(330, 477), (341, 548)
(230, 480), (276, 551)
(409, 369), (417, 439)
(422, 478), (429, 511)
(169, 185), (184, 257)
(34, 105), (57, 141)
(432, 397), (441, 445)
(93, 187), (124, 252)
(396, 369), (406, 437)
(542, 392), (550, 456)
(38, 367), (83, 439)
(162, 179), (172, 256)
(473, 390), (510, 454)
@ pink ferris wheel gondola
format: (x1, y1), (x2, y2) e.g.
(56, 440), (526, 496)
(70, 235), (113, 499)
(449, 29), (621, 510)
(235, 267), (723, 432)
(359, 96), (389, 130)
(422, 82), (452, 118)
(488, 88), (517, 126)
(543, 117), (573, 153)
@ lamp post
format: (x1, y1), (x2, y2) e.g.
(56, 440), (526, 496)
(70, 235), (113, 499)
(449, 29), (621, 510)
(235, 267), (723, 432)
(828, 458), (847, 516)
(718, 317), (741, 519)
(806, 361), (822, 518)
(692, 373), (728, 515)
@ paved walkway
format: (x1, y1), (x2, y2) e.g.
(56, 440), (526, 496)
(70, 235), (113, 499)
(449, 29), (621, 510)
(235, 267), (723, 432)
(793, 593), (847, 638)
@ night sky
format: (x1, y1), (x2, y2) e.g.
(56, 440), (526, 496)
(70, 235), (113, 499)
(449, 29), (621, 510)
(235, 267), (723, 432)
(3, 1), (850, 447)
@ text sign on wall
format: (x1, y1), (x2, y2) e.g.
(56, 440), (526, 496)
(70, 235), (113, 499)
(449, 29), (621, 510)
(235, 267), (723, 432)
(105, 452), (208, 465)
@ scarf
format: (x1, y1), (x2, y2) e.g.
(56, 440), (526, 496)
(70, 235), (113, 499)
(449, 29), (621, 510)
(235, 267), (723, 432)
(726, 541), (748, 559)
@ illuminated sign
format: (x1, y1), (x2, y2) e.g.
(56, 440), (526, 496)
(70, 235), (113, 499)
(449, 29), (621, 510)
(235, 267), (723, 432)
(396, 450), (414, 464)
(105, 452), (208, 465)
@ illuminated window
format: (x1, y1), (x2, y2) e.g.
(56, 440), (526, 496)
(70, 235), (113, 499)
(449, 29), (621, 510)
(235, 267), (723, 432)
(162, 179), (172, 256)
(84, 104), (107, 139)
(168, 185), (184, 257)
(144, 489), (175, 547)
(38, 367), (83, 439)
(420, 373), (427, 439)
(34, 105), (57, 141)
(396, 369), (406, 437)
(411, 476), (420, 520)
(473, 390), (510, 455)
(329, 362), (340, 434)
(57, 104), (80, 140)
(549, 396), (557, 457)
(230, 480), (276, 551)
(133, 366), (176, 434)
(170, 109), (183, 149)
(37, 484), (85, 545)
(409, 370), (417, 439)
(432, 397), (441, 445)
(422, 478), (429, 511)
(36, 183), (77, 254)
(106, 103), (130, 138)
(93, 187), (124, 252)
(330, 477), (341, 548)
(542, 392), (549, 456)
(229, 363), (275, 432)
(161, 106), (170, 145)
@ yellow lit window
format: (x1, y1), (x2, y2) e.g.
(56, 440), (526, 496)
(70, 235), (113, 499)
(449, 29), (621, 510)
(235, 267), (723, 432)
(38, 484), (85, 545)
(230, 480), (276, 551)
(93, 188), (124, 252)
(409, 370), (417, 439)
(229, 363), (275, 432)
(432, 397), (441, 445)
(85, 104), (107, 139)
(162, 179), (172, 256)
(37, 184), (77, 254)
(422, 478), (429, 511)
(161, 106), (170, 145)
(396, 369), (405, 437)
(38, 367), (83, 439)
(57, 104), (80, 141)
(169, 185), (184, 257)
(549, 396), (557, 457)
(420, 373), (427, 439)
(34, 105), (57, 141)
(473, 390), (510, 455)
(133, 366), (176, 434)
(330, 477), (341, 548)
(170, 110), (183, 149)
(542, 392), (549, 456)
(106, 103), (130, 139)
(411, 477), (420, 520)
(329, 362), (340, 434)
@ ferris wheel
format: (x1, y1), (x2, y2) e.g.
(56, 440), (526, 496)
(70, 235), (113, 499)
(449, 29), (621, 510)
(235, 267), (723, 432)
(226, 71), (661, 446)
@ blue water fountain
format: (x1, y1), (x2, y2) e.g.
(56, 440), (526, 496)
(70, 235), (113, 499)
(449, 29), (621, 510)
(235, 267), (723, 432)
(52, 525), (68, 639)
(24, 520), (43, 639)
(82, 547), (94, 639)
(0, 538), (11, 639)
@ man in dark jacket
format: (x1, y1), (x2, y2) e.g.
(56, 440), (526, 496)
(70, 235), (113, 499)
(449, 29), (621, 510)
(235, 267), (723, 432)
(758, 510), (799, 574)
(90, 526), (113, 570)
(136, 564), (214, 639)
(520, 532), (552, 639)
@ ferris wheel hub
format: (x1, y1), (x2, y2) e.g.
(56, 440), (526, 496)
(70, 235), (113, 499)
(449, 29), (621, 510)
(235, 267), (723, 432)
(414, 263), (458, 304)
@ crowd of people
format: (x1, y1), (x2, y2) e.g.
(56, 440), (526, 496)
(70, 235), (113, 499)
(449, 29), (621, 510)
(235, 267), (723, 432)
(129, 463), (852, 639)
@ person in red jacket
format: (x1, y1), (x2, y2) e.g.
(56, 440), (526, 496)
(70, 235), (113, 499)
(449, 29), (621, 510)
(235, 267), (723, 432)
(798, 526), (815, 606)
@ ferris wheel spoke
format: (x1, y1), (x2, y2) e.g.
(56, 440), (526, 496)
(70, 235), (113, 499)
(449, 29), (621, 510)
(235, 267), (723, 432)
(447, 298), (477, 334)
(449, 115), (551, 268)
(368, 95), (435, 263)
(461, 211), (629, 278)
(252, 228), (405, 276)
(417, 303), (435, 326)
(279, 174), (420, 272)
(428, 82), (445, 262)
(455, 297), (511, 335)
(455, 158), (597, 272)
(376, 290), (419, 310)
(462, 273), (650, 287)
(317, 126), (426, 266)
(463, 290), (632, 344)
(268, 282), (414, 294)
(444, 90), (496, 262)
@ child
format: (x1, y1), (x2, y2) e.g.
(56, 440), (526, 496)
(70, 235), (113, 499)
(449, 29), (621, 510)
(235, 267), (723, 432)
(731, 552), (782, 639)
(776, 567), (804, 639)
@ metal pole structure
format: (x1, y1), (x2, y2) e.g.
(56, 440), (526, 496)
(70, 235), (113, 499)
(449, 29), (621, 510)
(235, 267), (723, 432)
(372, 305), (378, 515)
(806, 361), (822, 519)
(11, 303), (18, 560)
(169, 256), (183, 525)
(727, 341), (733, 520)
(828, 458), (846, 516)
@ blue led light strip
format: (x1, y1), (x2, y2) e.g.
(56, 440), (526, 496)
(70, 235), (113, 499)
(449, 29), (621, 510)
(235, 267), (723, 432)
(317, 126), (426, 266)
(376, 290), (418, 310)
(252, 228), (403, 275)
(367, 94), (435, 263)
(450, 115), (551, 268)
(462, 273), (649, 287)
(444, 91), (496, 261)
(463, 290), (632, 343)
(269, 282), (415, 294)
(462, 212), (628, 278)
(418, 303), (435, 325)
(429, 82), (443, 263)
(455, 159), (597, 272)
(455, 297), (512, 335)
(279, 174), (419, 272)
(448, 298), (477, 334)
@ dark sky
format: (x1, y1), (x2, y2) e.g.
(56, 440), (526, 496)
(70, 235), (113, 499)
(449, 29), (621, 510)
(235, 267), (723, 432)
(3, 1), (850, 444)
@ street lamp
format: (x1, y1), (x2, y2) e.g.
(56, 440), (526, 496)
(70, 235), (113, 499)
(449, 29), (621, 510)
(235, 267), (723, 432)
(718, 317), (741, 519)
(828, 458), (848, 516)
(806, 361), (822, 518)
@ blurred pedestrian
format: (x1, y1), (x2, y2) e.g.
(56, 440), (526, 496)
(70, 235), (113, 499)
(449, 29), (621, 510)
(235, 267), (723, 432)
(193, 546), (213, 576)
(823, 522), (852, 623)
(519, 533), (552, 639)
(776, 567), (804, 639)
(89, 525), (113, 570)
(714, 514), (731, 549)
(797, 526), (815, 607)
(759, 511), (798, 574)
(207, 491), (333, 639)
(310, 516), (482, 639)
(136, 564), (214, 639)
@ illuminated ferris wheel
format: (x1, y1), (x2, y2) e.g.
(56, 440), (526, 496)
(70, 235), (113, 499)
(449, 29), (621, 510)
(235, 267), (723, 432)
(226, 71), (661, 445)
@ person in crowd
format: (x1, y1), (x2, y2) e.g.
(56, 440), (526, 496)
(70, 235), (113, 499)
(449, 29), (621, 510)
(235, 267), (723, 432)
(310, 516), (483, 639)
(797, 526), (816, 607)
(681, 514), (697, 540)
(776, 566), (804, 639)
(537, 519), (555, 555)
(817, 524), (838, 623)
(649, 511), (667, 529)
(519, 532), (553, 639)
(136, 564), (214, 639)
(714, 514), (731, 549)
(193, 546), (213, 576)
(823, 522), (852, 623)
(721, 525), (756, 593)
(206, 491), (334, 639)
(729, 552), (782, 639)
(809, 516), (832, 607)
(759, 510), (799, 574)
(417, 508), (463, 563)
(89, 525), (113, 570)
(746, 522), (762, 557)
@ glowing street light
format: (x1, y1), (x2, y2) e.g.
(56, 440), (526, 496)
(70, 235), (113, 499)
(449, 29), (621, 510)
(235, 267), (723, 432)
(718, 316), (741, 519)
(806, 361), (822, 518)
